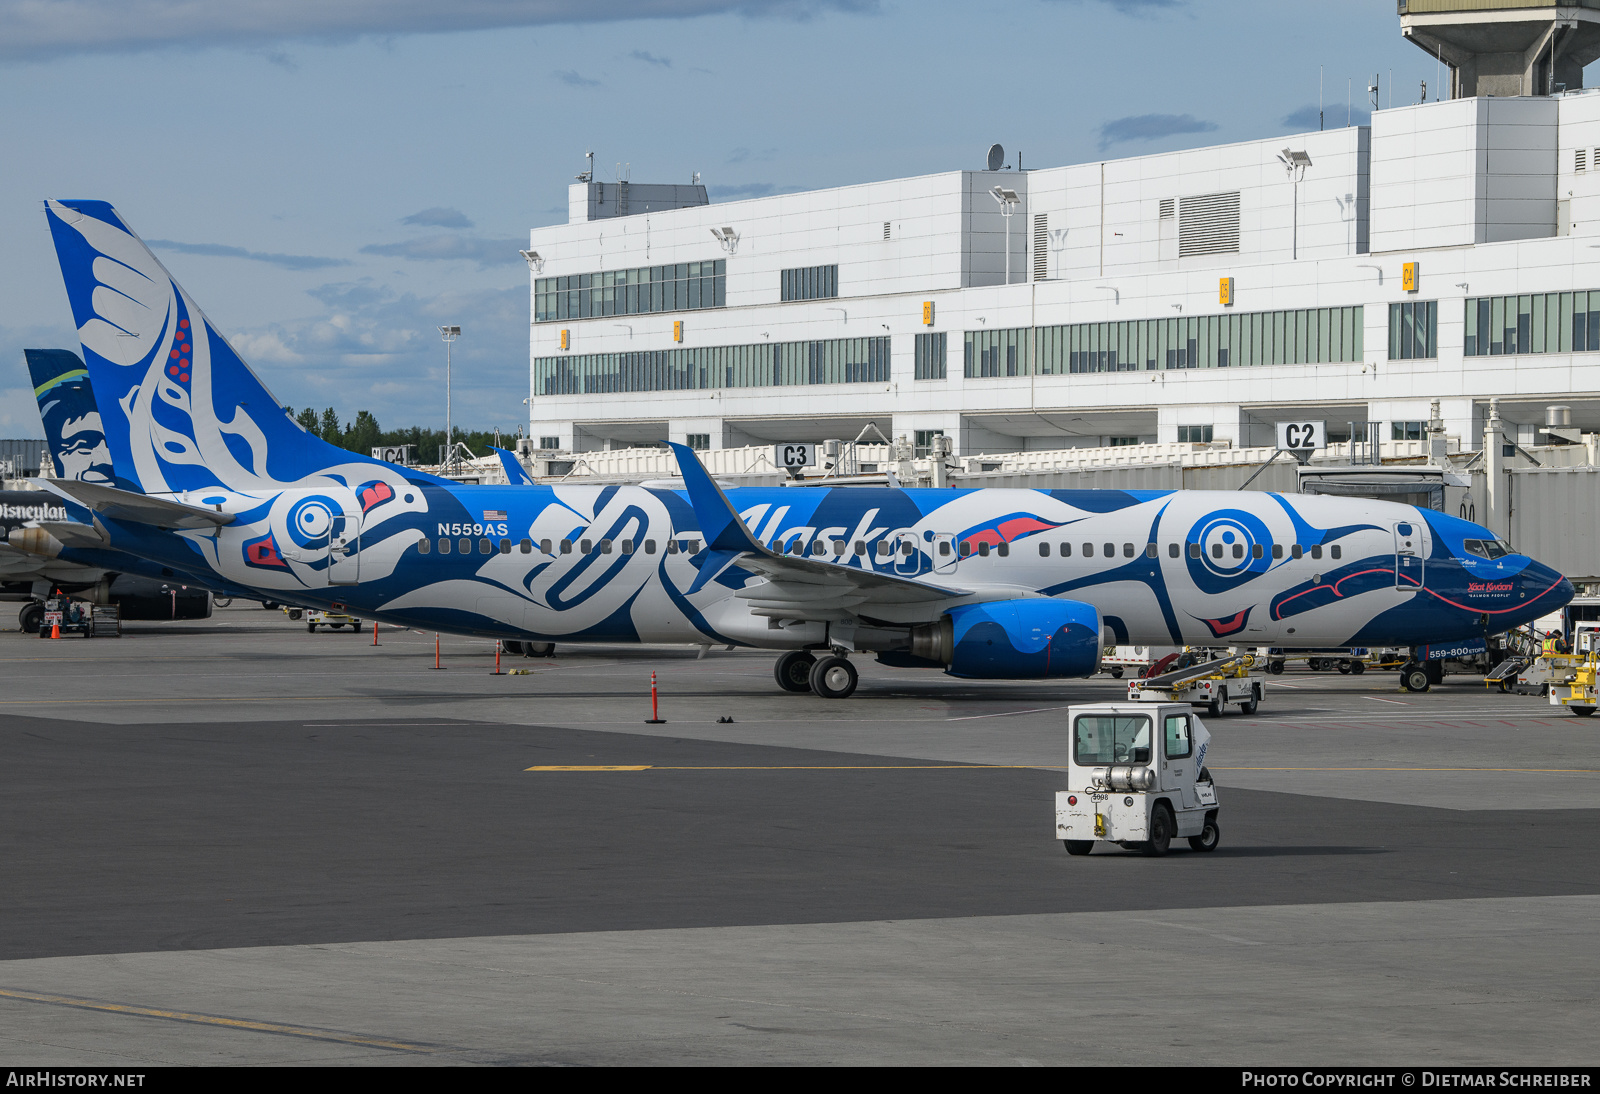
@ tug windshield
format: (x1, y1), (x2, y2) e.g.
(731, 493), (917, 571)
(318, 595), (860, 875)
(1074, 715), (1151, 765)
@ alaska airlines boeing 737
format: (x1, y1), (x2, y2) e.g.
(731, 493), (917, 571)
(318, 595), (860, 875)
(25, 198), (1573, 697)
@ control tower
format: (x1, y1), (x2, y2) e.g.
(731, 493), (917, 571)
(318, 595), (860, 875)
(1400, 0), (1600, 97)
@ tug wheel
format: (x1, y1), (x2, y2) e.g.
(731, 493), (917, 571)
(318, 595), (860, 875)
(1188, 815), (1221, 853)
(1063, 840), (1094, 856)
(1571, 706), (1596, 718)
(1143, 805), (1174, 857)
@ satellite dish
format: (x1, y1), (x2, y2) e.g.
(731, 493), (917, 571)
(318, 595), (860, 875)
(986, 143), (1004, 172)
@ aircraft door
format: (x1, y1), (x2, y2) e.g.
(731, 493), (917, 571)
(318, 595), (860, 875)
(1394, 521), (1422, 591)
(327, 512), (361, 585)
(893, 531), (925, 576)
(932, 532), (958, 574)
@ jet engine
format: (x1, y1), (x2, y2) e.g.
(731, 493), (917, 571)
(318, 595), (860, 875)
(907, 598), (1102, 679)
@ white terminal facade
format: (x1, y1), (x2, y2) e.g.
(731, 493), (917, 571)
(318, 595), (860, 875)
(524, 12), (1600, 465)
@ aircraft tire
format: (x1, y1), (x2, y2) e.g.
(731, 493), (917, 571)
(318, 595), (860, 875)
(1188, 815), (1220, 853)
(1142, 805), (1173, 857)
(1404, 667), (1430, 693)
(501, 641), (525, 656)
(19, 603), (43, 634)
(774, 651), (816, 693)
(524, 641), (555, 657)
(809, 655), (857, 699)
(1571, 706), (1596, 718)
(1063, 840), (1094, 856)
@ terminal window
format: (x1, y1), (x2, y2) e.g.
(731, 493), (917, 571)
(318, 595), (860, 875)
(1464, 291), (1600, 356)
(539, 436), (560, 450)
(914, 430), (944, 456)
(780, 265), (839, 302)
(1177, 425), (1213, 443)
(1392, 421), (1426, 441)
(915, 332), (947, 379)
(686, 433), (710, 451)
(1388, 301), (1437, 359)
(535, 334), (889, 395)
(534, 260), (725, 322)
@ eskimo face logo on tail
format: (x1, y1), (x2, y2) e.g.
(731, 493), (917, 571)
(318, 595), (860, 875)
(1185, 510), (1273, 594)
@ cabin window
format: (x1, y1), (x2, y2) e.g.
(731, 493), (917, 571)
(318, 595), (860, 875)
(959, 541), (972, 557)
(1083, 542), (1093, 557)
(832, 540), (845, 555)
(1310, 545), (1323, 560)
(580, 539), (592, 554)
(855, 540), (867, 556)
(600, 539), (612, 554)
(1039, 542), (1051, 557)
(1330, 545), (1342, 559)
(417, 538), (431, 555)
(1272, 544), (1283, 559)
(459, 538), (472, 554)
(1251, 544), (1263, 560)
(1188, 542), (1200, 559)
(1061, 542), (1072, 557)
(1123, 543), (1135, 558)
(978, 542), (991, 557)
(439, 539), (452, 554)
(1168, 543), (1179, 558)
(560, 539), (572, 555)
(812, 541), (827, 557)
(1232, 544), (1244, 559)
(478, 539), (490, 555)
(902, 541), (916, 557)
(686, 539), (700, 553)
(520, 538), (533, 554)
(1212, 543), (1223, 559)
(1292, 544), (1303, 559)
(621, 539), (634, 554)
(667, 539), (679, 554)
(499, 539), (511, 554)
(997, 542), (1009, 557)
(938, 540), (951, 556)
(644, 540), (657, 554)
(1103, 543), (1115, 557)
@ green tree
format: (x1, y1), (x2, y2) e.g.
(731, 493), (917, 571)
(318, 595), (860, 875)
(295, 407), (318, 433)
(345, 410), (381, 455)
(319, 407), (341, 446)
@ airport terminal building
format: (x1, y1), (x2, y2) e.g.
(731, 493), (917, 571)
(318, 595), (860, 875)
(524, 7), (1600, 464)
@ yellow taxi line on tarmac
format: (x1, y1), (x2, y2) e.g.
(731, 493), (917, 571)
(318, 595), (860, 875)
(525, 764), (1035, 771)
(0, 988), (430, 1053)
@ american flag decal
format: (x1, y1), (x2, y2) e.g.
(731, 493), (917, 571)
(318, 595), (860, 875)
(483, 509), (508, 521)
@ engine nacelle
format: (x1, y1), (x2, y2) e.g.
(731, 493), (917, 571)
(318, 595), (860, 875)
(908, 598), (1102, 679)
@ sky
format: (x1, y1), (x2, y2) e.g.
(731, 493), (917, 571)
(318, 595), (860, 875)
(0, 0), (1566, 437)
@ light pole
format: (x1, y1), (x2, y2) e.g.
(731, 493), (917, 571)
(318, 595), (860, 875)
(439, 325), (460, 472)
(990, 187), (1021, 285)
(1277, 149), (1312, 260)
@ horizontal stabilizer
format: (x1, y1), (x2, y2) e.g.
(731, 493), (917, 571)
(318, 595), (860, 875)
(39, 479), (234, 531)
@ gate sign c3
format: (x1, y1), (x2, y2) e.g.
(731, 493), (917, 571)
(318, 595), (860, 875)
(775, 443), (817, 469)
(1275, 420), (1326, 452)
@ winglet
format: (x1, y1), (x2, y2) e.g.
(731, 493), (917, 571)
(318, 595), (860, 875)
(490, 446), (536, 486)
(665, 442), (764, 554)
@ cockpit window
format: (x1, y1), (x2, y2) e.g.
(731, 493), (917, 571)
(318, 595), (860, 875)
(1464, 538), (1514, 560)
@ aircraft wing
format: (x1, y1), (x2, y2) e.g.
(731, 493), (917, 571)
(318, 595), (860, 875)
(666, 441), (970, 620)
(38, 479), (234, 531)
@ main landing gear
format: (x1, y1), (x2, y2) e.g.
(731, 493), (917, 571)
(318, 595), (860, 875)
(773, 650), (859, 698)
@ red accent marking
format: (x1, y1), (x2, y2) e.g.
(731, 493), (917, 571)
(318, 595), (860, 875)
(180, 373), (189, 382)
(966, 529), (1004, 548)
(996, 516), (1056, 542)
(358, 481), (394, 512)
(1204, 609), (1251, 637)
(179, 319), (190, 328)
(168, 366), (179, 375)
(170, 349), (180, 359)
(181, 343), (190, 352)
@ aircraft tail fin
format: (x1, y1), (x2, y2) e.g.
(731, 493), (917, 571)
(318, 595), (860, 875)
(42, 199), (438, 495)
(25, 347), (140, 490)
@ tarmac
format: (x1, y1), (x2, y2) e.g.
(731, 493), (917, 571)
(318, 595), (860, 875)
(1, 603), (1596, 1065)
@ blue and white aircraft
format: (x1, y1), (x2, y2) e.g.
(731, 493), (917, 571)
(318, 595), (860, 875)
(28, 198), (1573, 697)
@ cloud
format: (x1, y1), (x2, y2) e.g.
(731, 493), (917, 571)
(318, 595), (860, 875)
(707, 182), (805, 199)
(726, 146), (776, 165)
(555, 69), (600, 87)
(147, 239), (351, 270)
(0, 1), (880, 62)
(227, 279), (532, 428)
(1281, 104), (1371, 131)
(360, 235), (525, 268)
(1096, 112), (1218, 151)
(1047, 0), (1183, 11)
(629, 49), (670, 66)
(401, 206), (474, 229)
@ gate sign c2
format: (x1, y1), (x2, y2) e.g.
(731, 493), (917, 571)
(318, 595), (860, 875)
(1275, 420), (1326, 452)
(774, 443), (817, 469)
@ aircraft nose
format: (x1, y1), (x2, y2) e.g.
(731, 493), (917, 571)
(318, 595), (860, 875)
(1528, 562), (1574, 614)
